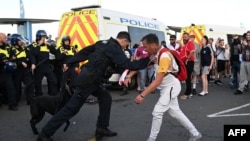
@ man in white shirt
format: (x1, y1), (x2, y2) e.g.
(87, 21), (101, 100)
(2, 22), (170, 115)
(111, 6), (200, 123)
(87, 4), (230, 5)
(167, 35), (180, 52)
(214, 39), (226, 85)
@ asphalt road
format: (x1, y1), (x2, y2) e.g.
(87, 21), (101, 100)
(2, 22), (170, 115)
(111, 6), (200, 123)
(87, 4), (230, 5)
(0, 77), (250, 141)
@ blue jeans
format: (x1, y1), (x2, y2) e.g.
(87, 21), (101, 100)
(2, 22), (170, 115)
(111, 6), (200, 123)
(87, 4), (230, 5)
(139, 68), (147, 90)
(232, 61), (240, 87)
(147, 66), (155, 84)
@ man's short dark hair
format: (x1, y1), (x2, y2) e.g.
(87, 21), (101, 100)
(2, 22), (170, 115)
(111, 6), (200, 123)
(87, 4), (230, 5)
(183, 32), (189, 36)
(116, 31), (131, 42)
(170, 35), (176, 39)
(209, 38), (214, 42)
(219, 39), (224, 42)
(141, 33), (159, 45)
(161, 40), (166, 45)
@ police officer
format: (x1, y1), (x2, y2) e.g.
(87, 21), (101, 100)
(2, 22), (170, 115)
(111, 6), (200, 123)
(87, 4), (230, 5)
(37, 31), (151, 141)
(0, 32), (18, 111)
(29, 30), (58, 96)
(9, 34), (35, 105)
(55, 35), (78, 90)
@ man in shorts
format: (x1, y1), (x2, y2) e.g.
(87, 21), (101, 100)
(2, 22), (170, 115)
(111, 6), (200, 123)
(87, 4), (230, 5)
(190, 35), (200, 95)
(214, 39), (225, 85)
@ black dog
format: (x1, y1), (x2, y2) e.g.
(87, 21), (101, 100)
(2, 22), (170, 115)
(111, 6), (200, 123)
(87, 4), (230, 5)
(29, 84), (72, 135)
(29, 69), (73, 135)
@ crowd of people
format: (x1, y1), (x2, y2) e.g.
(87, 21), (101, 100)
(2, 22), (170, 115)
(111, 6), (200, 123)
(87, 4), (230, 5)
(1, 29), (250, 141)
(124, 31), (250, 98)
(0, 30), (78, 111)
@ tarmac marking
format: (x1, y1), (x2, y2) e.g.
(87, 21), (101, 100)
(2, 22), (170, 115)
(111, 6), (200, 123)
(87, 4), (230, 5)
(207, 103), (250, 118)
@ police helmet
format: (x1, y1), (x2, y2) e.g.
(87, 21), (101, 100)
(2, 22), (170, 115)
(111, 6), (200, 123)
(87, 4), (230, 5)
(36, 30), (47, 41)
(10, 34), (23, 46)
(61, 35), (71, 43)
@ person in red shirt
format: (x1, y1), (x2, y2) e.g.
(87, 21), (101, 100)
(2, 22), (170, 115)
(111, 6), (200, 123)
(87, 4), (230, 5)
(179, 32), (195, 99)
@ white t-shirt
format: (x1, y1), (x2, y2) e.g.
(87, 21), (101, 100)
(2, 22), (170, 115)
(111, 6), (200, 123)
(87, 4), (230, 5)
(167, 43), (180, 51)
(216, 46), (226, 60)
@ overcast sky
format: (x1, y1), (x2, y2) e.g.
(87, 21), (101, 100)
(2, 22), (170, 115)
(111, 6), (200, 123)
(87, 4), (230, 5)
(0, 0), (249, 40)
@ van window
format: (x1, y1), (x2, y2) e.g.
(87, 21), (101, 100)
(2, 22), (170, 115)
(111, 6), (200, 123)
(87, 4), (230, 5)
(128, 26), (165, 46)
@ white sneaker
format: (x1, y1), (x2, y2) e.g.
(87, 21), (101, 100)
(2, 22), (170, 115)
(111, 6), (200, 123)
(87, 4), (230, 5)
(137, 87), (141, 91)
(188, 132), (202, 141)
(199, 91), (206, 96)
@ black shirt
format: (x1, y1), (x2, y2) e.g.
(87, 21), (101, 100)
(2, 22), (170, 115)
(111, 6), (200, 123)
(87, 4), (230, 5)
(230, 43), (241, 63)
(200, 46), (212, 66)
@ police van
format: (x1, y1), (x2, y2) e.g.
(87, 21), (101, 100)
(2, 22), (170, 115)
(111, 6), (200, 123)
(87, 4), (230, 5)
(57, 5), (168, 89)
(180, 24), (247, 45)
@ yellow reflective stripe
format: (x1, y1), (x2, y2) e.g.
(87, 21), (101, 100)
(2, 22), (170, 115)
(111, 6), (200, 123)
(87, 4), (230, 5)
(67, 49), (74, 55)
(0, 48), (9, 57)
(40, 46), (49, 52)
(16, 50), (27, 58)
(59, 47), (74, 56)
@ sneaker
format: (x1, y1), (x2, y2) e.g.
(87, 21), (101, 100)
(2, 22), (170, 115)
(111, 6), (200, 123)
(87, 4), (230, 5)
(137, 87), (141, 91)
(37, 131), (52, 141)
(189, 94), (193, 98)
(198, 91), (207, 96)
(214, 80), (218, 85)
(180, 94), (188, 99)
(189, 132), (202, 141)
(192, 89), (197, 95)
(210, 78), (215, 82)
(95, 128), (117, 139)
(217, 80), (223, 85)
(234, 90), (243, 95)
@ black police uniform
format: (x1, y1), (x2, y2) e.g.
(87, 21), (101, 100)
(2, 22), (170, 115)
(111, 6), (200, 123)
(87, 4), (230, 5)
(10, 46), (35, 104)
(38, 37), (150, 139)
(55, 45), (78, 90)
(0, 44), (17, 110)
(29, 42), (58, 96)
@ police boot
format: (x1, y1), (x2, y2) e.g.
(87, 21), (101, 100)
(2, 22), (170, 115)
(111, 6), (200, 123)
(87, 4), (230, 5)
(37, 131), (53, 141)
(95, 127), (117, 139)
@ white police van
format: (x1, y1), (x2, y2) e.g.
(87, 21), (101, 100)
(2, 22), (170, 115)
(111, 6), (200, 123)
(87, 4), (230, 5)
(57, 5), (168, 89)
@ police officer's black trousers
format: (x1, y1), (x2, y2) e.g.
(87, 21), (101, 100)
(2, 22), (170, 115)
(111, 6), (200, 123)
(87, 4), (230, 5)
(65, 67), (78, 89)
(0, 71), (17, 107)
(41, 84), (112, 136)
(185, 61), (194, 96)
(13, 68), (34, 103)
(34, 66), (58, 96)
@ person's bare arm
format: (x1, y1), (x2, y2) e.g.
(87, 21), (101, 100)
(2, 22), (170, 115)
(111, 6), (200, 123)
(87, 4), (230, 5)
(123, 70), (138, 87)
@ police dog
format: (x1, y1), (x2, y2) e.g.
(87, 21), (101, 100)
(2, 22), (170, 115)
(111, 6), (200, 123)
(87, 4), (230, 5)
(29, 71), (73, 135)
